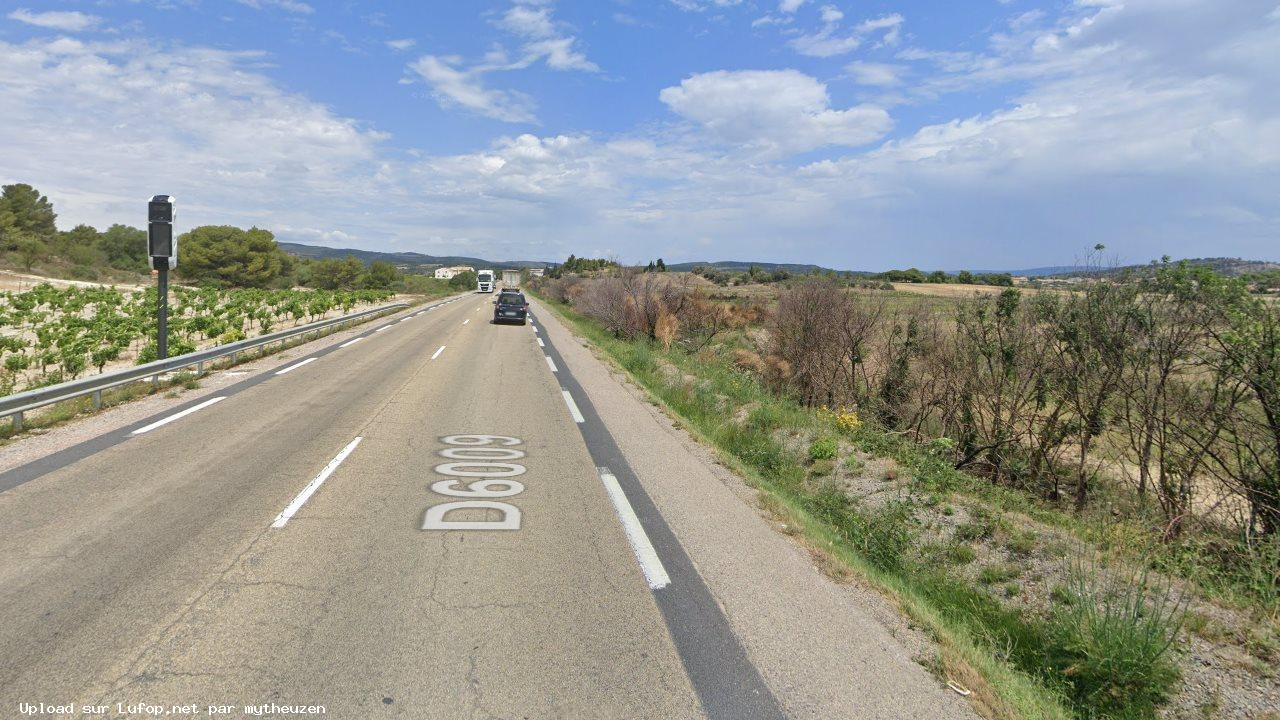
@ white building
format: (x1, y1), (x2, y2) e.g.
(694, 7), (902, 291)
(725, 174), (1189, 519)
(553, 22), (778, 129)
(433, 265), (474, 280)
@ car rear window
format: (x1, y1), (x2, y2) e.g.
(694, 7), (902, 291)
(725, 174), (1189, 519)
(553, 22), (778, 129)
(498, 294), (525, 306)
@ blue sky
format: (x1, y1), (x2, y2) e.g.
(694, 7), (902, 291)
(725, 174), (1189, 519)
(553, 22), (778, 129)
(1, 0), (1277, 270)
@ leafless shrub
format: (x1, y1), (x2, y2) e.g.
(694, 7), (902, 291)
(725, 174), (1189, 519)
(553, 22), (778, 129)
(769, 278), (849, 406)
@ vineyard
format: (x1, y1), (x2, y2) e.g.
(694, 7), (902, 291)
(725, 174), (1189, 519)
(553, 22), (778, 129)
(0, 284), (395, 396)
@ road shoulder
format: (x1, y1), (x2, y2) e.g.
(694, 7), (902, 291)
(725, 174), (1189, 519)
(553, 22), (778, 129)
(533, 301), (979, 720)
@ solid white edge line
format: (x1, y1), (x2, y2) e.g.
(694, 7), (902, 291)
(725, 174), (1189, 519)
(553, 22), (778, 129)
(375, 325), (391, 332)
(275, 357), (318, 375)
(598, 467), (671, 590)
(561, 389), (585, 423)
(340, 336), (364, 348)
(271, 437), (363, 528)
(431, 345), (445, 360)
(546, 356), (558, 372)
(536, 337), (545, 347)
(131, 396), (226, 435)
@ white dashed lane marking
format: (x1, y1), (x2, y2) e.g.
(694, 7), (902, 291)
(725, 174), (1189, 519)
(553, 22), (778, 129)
(131, 397), (226, 436)
(561, 390), (585, 423)
(597, 467), (671, 590)
(275, 357), (317, 375)
(271, 437), (363, 528)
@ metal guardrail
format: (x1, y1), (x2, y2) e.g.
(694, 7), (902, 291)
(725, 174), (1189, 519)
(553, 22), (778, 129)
(1, 301), (410, 429)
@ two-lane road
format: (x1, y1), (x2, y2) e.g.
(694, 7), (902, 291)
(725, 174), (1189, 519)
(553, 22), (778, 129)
(0, 293), (775, 719)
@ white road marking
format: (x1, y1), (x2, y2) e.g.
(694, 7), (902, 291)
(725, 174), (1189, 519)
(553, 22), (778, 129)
(431, 345), (445, 360)
(532, 325), (539, 333)
(462, 319), (470, 325)
(561, 390), (585, 423)
(340, 336), (364, 348)
(536, 337), (545, 347)
(275, 357), (318, 375)
(375, 325), (391, 333)
(131, 396), (226, 435)
(546, 356), (558, 372)
(271, 437), (363, 528)
(597, 467), (671, 590)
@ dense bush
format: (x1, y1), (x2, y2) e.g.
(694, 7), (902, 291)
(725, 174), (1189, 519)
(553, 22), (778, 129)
(177, 225), (293, 288)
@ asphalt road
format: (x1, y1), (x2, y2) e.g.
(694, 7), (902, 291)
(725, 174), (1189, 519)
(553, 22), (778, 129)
(0, 292), (975, 720)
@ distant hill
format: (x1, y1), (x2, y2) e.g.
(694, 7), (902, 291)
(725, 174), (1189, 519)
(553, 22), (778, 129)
(999, 266), (1089, 278)
(667, 260), (855, 274)
(277, 242), (549, 270)
(279, 244), (1277, 281)
(1041, 258), (1280, 279)
(673, 261), (1093, 277)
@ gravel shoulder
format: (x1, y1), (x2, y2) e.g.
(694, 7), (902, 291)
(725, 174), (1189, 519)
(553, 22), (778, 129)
(534, 299), (979, 720)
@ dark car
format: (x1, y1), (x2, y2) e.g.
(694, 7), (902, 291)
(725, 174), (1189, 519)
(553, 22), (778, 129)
(492, 291), (528, 325)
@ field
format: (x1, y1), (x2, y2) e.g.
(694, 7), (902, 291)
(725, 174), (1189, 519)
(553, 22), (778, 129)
(0, 283), (397, 396)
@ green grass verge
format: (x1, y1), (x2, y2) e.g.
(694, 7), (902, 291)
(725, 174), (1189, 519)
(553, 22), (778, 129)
(533, 291), (1190, 720)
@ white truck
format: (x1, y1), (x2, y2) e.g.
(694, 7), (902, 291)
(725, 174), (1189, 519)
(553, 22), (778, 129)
(476, 269), (495, 293)
(501, 269), (521, 288)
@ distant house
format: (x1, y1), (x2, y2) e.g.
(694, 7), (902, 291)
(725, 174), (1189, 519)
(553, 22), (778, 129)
(433, 265), (474, 280)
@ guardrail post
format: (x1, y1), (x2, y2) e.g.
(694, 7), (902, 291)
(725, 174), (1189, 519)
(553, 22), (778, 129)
(197, 360), (204, 376)
(92, 390), (102, 410)
(12, 411), (22, 432)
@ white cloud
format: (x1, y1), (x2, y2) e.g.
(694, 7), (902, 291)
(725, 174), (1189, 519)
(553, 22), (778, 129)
(407, 55), (537, 123)
(499, 4), (556, 39)
(7, 9), (101, 32)
(522, 37), (598, 71)
(0, 36), (387, 245)
(779, 0), (808, 13)
(659, 70), (892, 156)
(847, 61), (905, 86)
(788, 9), (903, 57)
(386, 38), (416, 51)
(859, 14), (903, 46)
(235, 0), (314, 14)
(408, 1), (596, 122)
(670, 0), (743, 11)
(495, 1), (599, 72)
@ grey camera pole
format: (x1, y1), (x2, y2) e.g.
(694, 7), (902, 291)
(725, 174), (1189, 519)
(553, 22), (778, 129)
(148, 195), (177, 361)
(156, 264), (168, 360)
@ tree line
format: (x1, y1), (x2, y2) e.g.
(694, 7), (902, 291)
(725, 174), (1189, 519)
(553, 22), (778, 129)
(0, 183), (447, 293)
